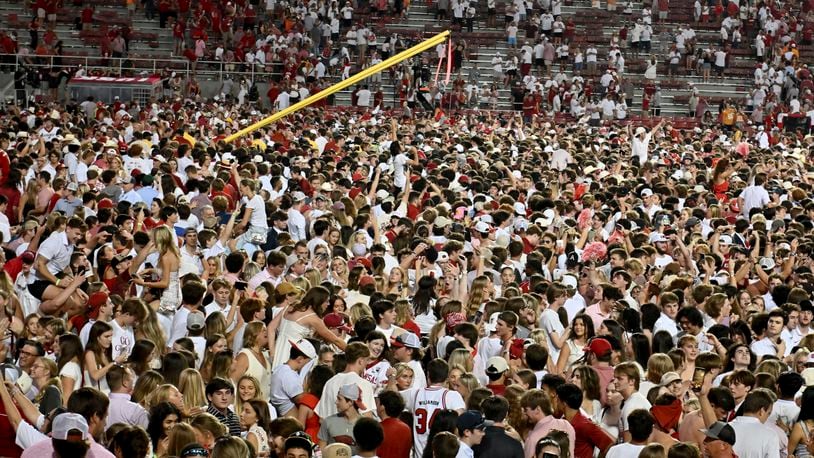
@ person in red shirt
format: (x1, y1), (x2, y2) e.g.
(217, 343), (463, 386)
(376, 391), (412, 458)
(484, 356), (509, 395)
(556, 384), (615, 458)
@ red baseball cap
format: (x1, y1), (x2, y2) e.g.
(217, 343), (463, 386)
(583, 338), (612, 357)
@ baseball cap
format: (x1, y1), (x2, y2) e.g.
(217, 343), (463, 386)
(659, 372), (681, 387)
(358, 275), (376, 287)
(457, 410), (492, 432)
(289, 339), (317, 359)
(583, 338), (612, 357)
(484, 312), (501, 333)
(338, 384), (367, 410)
(180, 443), (209, 457)
(291, 191), (307, 202)
(98, 198), (115, 209)
(51, 413), (90, 441)
(392, 332), (421, 349)
(285, 432), (315, 455)
(485, 356), (509, 375)
(322, 443), (352, 458)
(640, 188), (654, 197)
(700, 422), (736, 446)
(186, 311), (205, 331)
(21, 251), (35, 264)
(718, 234), (733, 245)
(276, 282), (302, 296)
(685, 217), (701, 229)
(323, 313), (353, 333)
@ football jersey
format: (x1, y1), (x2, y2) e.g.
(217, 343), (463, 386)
(402, 386), (465, 458)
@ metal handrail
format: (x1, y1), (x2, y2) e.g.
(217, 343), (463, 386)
(0, 52), (393, 84)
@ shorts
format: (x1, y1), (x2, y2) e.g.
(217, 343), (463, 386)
(28, 279), (51, 301)
(715, 64), (725, 74)
(47, 13), (56, 21)
(553, 31), (563, 38)
(535, 58), (545, 67)
(508, 36), (517, 45)
(544, 59), (553, 67)
(37, 8), (46, 18)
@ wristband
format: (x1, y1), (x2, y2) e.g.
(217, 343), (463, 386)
(55, 279), (61, 287)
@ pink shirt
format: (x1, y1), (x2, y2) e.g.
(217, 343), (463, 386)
(584, 303), (611, 331)
(22, 437), (115, 458)
(524, 415), (576, 458)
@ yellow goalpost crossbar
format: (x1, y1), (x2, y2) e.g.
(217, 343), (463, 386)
(223, 30), (451, 143)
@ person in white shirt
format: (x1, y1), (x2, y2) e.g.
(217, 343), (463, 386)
(270, 339), (316, 417)
(356, 85), (372, 107)
(168, 280), (207, 347)
(728, 390), (781, 458)
(605, 409), (653, 458)
(235, 178), (269, 253)
(653, 294), (680, 338)
(287, 192), (308, 242)
(316, 343), (377, 419)
(109, 298), (145, 362)
(628, 118), (664, 166)
(738, 173), (770, 217)
(611, 362), (652, 441)
(455, 411), (488, 458)
(750, 310), (786, 359)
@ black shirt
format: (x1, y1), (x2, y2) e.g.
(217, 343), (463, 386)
(472, 425), (525, 458)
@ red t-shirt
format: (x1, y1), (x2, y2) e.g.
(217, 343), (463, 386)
(378, 417), (412, 458)
(570, 412), (614, 458)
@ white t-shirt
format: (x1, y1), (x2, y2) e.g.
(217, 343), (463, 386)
(316, 372), (376, 418)
(59, 361), (82, 395)
(393, 152), (408, 188)
(607, 443), (645, 458)
(620, 392), (652, 434)
(110, 319), (135, 362)
(269, 363), (304, 416)
(539, 309), (564, 364)
(169, 306), (192, 347)
(246, 194), (268, 230)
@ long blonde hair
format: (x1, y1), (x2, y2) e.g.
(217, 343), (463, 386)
(33, 358), (61, 405)
(235, 375), (263, 417)
(178, 369), (207, 413)
(467, 276), (490, 318)
(152, 225), (180, 258)
(137, 301), (167, 356)
(148, 384), (181, 410)
(132, 370), (164, 407)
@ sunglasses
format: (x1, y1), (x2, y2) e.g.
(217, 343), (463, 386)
(181, 447), (209, 457)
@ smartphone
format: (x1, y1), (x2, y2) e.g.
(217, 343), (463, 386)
(235, 281), (248, 291)
(692, 367), (707, 391)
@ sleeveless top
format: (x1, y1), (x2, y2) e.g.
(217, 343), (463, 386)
(297, 393), (322, 443)
(248, 424), (271, 456)
(272, 313), (316, 371)
(796, 421), (812, 458)
(239, 348), (271, 399)
(562, 340), (584, 373)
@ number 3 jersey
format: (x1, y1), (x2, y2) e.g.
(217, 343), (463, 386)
(401, 385), (465, 458)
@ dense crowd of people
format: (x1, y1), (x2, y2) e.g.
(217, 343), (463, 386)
(1, 1), (814, 458)
(0, 81), (813, 458)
